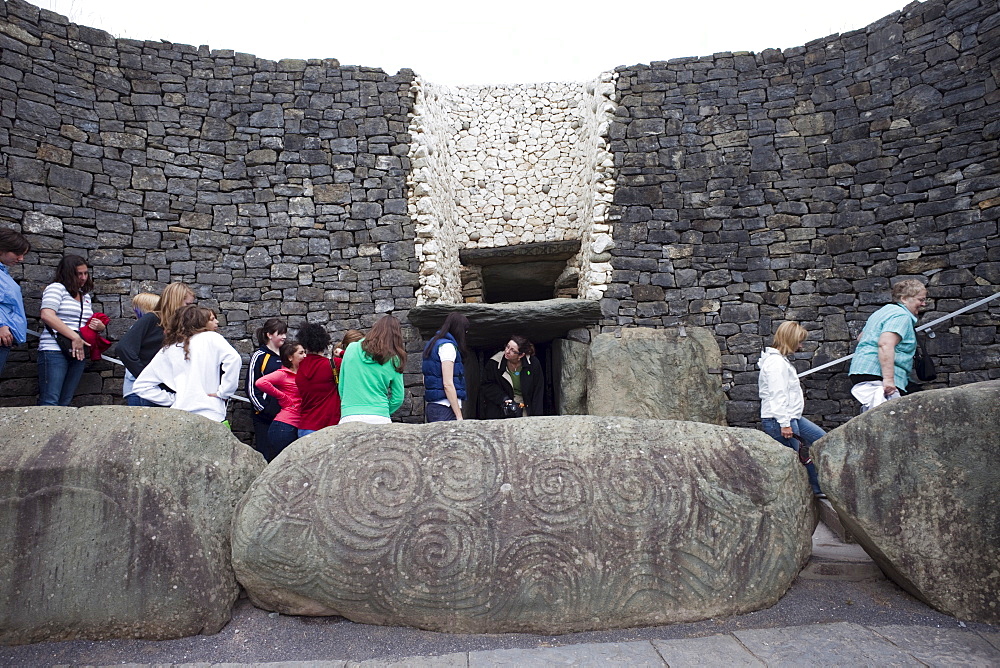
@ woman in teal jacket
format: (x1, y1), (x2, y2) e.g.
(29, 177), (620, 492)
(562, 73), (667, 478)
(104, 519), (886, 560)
(338, 315), (407, 424)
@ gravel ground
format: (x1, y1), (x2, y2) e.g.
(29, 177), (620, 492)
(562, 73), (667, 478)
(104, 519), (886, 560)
(3, 527), (997, 666)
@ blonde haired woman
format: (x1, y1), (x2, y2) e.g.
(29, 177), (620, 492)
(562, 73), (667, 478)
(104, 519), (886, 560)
(758, 321), (824, 498)
(120, 292), (159, 404)
(118, 282), (195, 407)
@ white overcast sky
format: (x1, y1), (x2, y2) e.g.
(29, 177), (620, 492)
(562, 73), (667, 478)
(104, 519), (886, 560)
(38, 0), (914, 85)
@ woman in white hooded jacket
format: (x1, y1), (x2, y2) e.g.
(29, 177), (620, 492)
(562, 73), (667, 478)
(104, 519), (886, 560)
(758, 321), (824, 498)
(133, 305), (241, 422)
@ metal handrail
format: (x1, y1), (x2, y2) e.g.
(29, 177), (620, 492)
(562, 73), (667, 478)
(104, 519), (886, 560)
(797, 291), (1000, 378)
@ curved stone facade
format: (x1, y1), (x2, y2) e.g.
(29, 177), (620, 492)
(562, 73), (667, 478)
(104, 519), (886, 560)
(0, 0), (996, 434)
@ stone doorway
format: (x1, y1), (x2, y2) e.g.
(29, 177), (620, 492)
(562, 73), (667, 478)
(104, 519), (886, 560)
(459, 240), (581, 303)
(408, 299), (601, 418)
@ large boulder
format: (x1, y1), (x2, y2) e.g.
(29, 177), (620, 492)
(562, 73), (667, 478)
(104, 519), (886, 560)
(232, 417), (814, 633)
(0, 407), (265, 644)
(814, 381), (1000, 625)
(586, 328), (726, 425)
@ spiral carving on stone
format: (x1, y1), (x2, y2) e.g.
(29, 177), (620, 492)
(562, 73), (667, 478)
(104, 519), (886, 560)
(425, 431), (503, 507)
(375, 504), (494, 617)
(516, 456), (593, 528)
(316, 432), (425, 560)
(492, 533), (590, 624)
(231, 418), (815, 634)
(595, 452), (691, 541)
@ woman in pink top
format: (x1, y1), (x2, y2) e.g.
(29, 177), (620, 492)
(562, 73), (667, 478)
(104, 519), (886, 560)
(254, 339), (306, 461)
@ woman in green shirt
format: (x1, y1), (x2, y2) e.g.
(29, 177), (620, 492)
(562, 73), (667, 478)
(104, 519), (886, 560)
(338, 315), (407, 424)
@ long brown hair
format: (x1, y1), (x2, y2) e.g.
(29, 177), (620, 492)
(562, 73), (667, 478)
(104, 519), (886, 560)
(163, 305), (215, 360)
(362, 315), (406, 372)
(54, 254), (92, 297)
(255, 317), (288, 347)
(154, 282), (194, 333)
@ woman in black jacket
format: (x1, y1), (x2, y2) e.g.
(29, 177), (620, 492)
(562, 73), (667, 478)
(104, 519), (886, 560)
(480, 334), (544, 419)
(117, 282), (194, 406)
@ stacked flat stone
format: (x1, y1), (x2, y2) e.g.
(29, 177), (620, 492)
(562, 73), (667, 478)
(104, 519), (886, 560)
(407, 77), (617, 304)
(0, 0), (996, 436)
(0, 0), (422, 429)
(606, 0), (999, 427)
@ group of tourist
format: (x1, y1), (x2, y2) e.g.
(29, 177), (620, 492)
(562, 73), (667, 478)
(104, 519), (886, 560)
(758, 278), (929, 498)
(3, 235), (931, 479)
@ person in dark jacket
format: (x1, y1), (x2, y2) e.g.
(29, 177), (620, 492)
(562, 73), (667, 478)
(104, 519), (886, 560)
(246, 317), (288, 459)
(117, 282), (195, 406)
(422, 312), (470, 422)
(480, 334), (544, 419)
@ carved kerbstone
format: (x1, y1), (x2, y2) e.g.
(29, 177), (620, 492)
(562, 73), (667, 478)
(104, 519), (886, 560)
(232, 417), (814, 633)
(0, 407), (265, 644)
(586, 328), (727, 425)
(815, 381), (1000, 625)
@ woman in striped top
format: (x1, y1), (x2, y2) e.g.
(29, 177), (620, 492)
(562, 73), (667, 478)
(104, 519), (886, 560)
(38, 254), (104, 406)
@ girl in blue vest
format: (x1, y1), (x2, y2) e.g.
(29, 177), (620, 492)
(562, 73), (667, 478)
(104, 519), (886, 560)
(421, 312), (470, 422)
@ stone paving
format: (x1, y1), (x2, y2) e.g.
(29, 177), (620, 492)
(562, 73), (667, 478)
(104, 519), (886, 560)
(78, 623), (1000, 666)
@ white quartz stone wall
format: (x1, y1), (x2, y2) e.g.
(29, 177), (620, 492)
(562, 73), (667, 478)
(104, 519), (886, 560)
(407, 76), (617, 304)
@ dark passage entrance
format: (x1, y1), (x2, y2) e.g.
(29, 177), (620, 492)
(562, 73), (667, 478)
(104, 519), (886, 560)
(459, 240), (581, 303)
(462, 340), (557, 419)
(407, 299), (602, 419)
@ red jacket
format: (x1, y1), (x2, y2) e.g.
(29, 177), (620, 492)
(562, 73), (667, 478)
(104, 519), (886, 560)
(296, 354), (341, 430)
(80, 313), (112, 360)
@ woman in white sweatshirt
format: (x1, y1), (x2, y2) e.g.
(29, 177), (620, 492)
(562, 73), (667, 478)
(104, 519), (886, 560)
(133, 305), (241, 422)
(758, 321), (824, 498)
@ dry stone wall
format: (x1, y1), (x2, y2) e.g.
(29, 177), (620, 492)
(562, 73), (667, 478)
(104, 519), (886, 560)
(605, 0), (1000, 428)
(0, 0), (422, 430)
(0, 0), (997, 434)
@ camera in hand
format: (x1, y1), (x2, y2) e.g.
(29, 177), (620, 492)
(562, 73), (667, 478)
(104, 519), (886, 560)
(502, 400), (523, 418)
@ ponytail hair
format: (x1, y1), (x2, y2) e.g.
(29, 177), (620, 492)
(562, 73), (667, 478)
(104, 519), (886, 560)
(509, 334), (535, 358)
(255, 317), (288, 347)
(423, 312), (470, 359)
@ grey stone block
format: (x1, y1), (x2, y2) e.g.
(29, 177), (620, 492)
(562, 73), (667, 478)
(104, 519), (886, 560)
(470, 642), (663, 667)
(349, 653), (466, 667)
(872, 625), (1000, 667)
(734, 622), (917, 666)
(651, 635), (764, 666)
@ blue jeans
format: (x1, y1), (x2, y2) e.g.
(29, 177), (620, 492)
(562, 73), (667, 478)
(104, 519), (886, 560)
(0, 346), (9, 377)
(37, 350), (86, 406)
(126, 393), (161, 407)
(267, 420), (299, 460)
(425, 402), (458, 422)
(762, 417), (823, 495)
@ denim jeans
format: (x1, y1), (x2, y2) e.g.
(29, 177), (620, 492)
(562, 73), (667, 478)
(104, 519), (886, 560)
(0, 346), (9, 377)
(37, 350), (86, 406)
(761, 416), (824, 495)
(267, 420), (299, 460)
(126, 393), (161, 407)
(425, 402), (458, 422)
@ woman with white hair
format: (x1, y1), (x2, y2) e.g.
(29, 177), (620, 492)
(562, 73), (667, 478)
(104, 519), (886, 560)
(848, 278), (927, 411)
